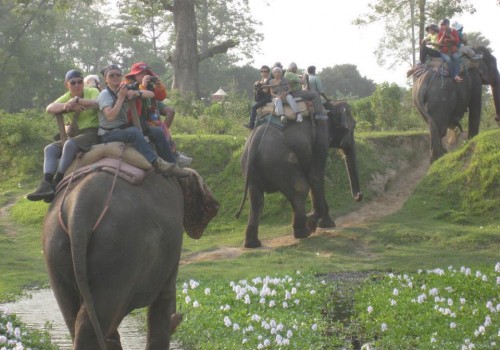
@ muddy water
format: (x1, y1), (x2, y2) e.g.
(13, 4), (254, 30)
(1, 289), (182, 349)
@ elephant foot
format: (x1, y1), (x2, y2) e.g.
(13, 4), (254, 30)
(244, 239), (262, 248)
(170, 313), (183, 335)
(106, 338), (123, 350)
(318, 216), (336, 228)
(294, 226), (312, 239)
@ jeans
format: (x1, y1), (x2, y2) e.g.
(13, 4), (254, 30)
(43, 140), (79, 175)
(441, 52), (461, 78)
(101, 127), (158, 164)
(146, 126), (176, 162)
(290, 89), (323, 115)
(273, 95), (300, 116)
(249, 97), (271, 127)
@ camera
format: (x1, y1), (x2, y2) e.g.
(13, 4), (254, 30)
(150, 76), (158, 83)
(124, 82), (140, 90)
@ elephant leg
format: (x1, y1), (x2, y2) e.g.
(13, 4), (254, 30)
(244, 185), (264, 248)
(146, 265), (178, 350)
(106, 330), (123, 350)
(428, 117), (447, 163)
(282, 178), (314, 239)
(43, 228), (80, 341)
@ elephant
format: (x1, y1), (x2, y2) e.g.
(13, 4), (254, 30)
(236, 101), (363, 248)
(42, 168), (218, 349)
(412, 46), (500, 163)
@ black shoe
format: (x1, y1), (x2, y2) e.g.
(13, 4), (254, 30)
(27, 180), (55, 202)
(244, 123), (254, 130)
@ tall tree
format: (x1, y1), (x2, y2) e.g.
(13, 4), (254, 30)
(353, 0), (475, 68)
(319, 64), (376, 99)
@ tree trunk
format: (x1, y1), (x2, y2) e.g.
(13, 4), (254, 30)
(171, 0), (200, 96)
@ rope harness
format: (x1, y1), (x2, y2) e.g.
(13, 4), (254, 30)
(58, 144), (126, 234)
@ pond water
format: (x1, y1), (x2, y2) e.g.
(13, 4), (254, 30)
(0, 289), (182, 349)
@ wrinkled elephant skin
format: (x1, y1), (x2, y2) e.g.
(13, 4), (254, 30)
(238, 101), (362, 248)
(413, 47), (500, 163)
(43, 171), (218, 349)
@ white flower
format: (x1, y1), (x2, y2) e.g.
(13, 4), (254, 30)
(204, 288), (211, 295)
(291, 287), (297, 294)
(260, 297), (266, 304)
(296, 270), (301, 275)
(252, 314), (261, 322)
(367, 306), (374, 314)
(283, 302), (288, 308)
(465, 268), (471, 275)
(497, 277), (500, 285)
(264, 339), (271, 346)
(185, 296), (191, 304)
(310, 290), (316, 295)
(233, 323), (240, 331)
(450, 322), (456, 329)
(182, 288), (188, 294)
(269, 300), (275, 307)
(431, 337), (436, 343)
(223, 316), (232, 327)
(390, 299), (397, 306)
(285, 290), (291, 300)
(257, 343), (264, 349)
(189, 279), (199, 289)
(448, 298), (454, 306)
(275, 334), (283, 345)
(393, 288), (399, 296)
(417, 294), (426, 304)
(495, 262), (500, 273)
(381, 323), (388, 332)
(482, 275), (488, 282)
(311, 324), (318, 331)
(244, 294), (251, 304)
(287, 330), (293, 338)
(475, 271), (482, 278)
(460, 298), (466, 305)
(242, 338), (248, 344)
(193, 300), (200, 308)
(294, 299), (300, 305)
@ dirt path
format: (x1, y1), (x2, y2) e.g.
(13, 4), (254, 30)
(0, 199), (17, 237)
(182, 154), (431, 264)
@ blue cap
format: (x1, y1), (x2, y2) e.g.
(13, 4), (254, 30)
(65, 70), (83, 82)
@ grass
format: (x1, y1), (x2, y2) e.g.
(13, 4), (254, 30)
(0, 124), (499, 348)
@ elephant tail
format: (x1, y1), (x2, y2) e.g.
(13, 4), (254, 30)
(69, 218), (107, 349)
(235, 170), (249, 219)
(413, 71), (434, 124)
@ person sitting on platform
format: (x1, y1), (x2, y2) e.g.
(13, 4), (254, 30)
(285, 62), (327, 120)
(97, 64), (189, 177)
(269, 67), (303, 124)
(245, 65), (272, 130)
(451, 21), (483, 61)
(27, 70), (101, 202)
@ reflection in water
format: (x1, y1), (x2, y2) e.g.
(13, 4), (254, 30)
(1, 289), (182, 349)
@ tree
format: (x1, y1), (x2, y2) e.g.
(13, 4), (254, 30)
(319, 64), (376, 100)
(157, 0), (260, 97)
(353, 0), (476, 68)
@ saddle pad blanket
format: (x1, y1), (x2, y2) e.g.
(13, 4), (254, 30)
(257, 101), (311, 120)
(65, 141), (152, 175)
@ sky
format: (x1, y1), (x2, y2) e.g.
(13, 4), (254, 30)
(248, 0), (500, 87)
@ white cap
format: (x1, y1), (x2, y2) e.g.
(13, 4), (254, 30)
(83, 75), (101, 88)
(452, 21), (463, 31)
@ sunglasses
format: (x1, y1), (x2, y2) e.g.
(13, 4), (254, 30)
(108, 73), (123, 78)
(69, 79), (84, 86)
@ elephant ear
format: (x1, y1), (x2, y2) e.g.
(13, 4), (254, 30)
(177, 169), (219, 239)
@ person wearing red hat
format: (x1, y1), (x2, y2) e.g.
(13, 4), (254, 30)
(125, 62), (192, 166)
(97, 64), (189, 177)
(438, 19), (463, 83)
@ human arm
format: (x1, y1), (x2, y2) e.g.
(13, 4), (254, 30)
(101, 85), (128, 121)
(140, 75), (166, 100)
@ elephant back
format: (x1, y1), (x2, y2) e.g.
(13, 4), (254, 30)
(256, 100), (313, 120)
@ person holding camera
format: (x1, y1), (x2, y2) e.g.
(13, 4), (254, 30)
(125, 62), (192, 166)
(245, 65), (272, 130)
(27, 70), (100, 202)
(97, 64), (189, 177)
(438, 18), (463, 83)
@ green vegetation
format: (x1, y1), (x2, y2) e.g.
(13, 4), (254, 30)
(0, 108), (499, 348)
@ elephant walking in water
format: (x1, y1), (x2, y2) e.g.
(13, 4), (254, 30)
(43, 169), (218, 349)
(236, 101), (362, 248)
(412, 46), (500, 163)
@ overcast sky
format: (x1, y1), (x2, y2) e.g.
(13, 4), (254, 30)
(248, 0), (500, 87)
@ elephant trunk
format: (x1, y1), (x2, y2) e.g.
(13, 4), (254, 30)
(338, 136), (363, 202)
(491, 77), (500, 122)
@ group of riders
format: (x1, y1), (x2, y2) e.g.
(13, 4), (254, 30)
(245, 62), (331, 130)
(415, 18), (483, 82)
(27, 62), (193, 203)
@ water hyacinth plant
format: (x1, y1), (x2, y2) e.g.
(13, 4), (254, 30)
(354, 263), (500, 349)
(0, 308), (57, 350)
(173, 272), (339, 349)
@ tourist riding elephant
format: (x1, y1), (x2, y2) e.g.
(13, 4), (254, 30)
(412, 46), (500, 163)
(43, 169), (218, 350)
(236, 101), (363, 248)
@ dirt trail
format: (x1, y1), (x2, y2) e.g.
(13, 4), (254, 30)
(0, 199), (17, 236)
(181, 152), (431, 265)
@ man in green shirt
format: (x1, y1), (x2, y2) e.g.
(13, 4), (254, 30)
(285, 62), (327, 120)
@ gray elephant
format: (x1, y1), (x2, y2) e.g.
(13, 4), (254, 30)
(412, 46), (500, 163)
(43, 169), (218, 349)
(236, 101), (363, 248)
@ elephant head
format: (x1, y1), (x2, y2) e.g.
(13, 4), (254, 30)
(324, 101), (363, 202)
(475, 46), (500, 122)
(178, 169), (219, 239)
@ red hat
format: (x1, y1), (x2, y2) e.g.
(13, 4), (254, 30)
(125, 62), (156, 78)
